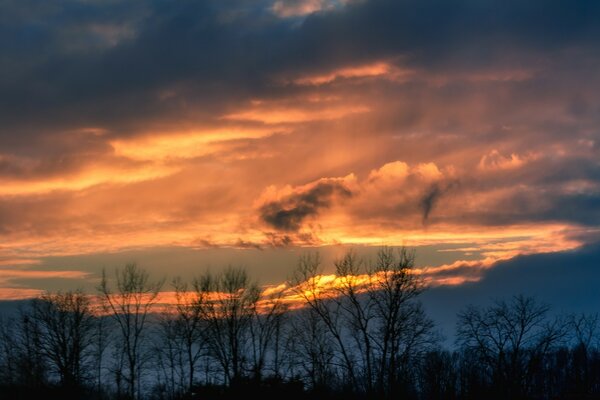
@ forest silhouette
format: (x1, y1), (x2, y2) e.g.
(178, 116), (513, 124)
(0, 247), (598, 400)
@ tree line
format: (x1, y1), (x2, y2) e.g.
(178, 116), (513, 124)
(0, 247), (599, 400)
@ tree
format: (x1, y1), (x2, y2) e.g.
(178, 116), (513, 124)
(291, 252), (359, 390)
(154, 313), (186, 399)
(15, 307), (48, 388)
(333, 251), (375, 393)
(30, 290), (96, 389)
(368, 247), (435, 397)
(285, 307), (336, 391)
(456, 295), (567, 399)
(0, 316), (20, 386)
(193, 267), (259, 385)
(565, 313), (600, 397)
(154, 277), (207, 398)
(172, 277), (207, 392)
(92, 314), (111, 396)
(291, 248), (436, 397)
(248, 284), (287, 381)
(418, 350), (459, 400)
(99, 263), (164, 399)
(570, 312), (599, 352)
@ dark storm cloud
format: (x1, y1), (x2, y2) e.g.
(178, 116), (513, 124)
(260, 181), (352, 231)
(2, 0), (600, 143)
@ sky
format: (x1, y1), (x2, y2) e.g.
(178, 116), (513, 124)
(1, 0), (600, 313)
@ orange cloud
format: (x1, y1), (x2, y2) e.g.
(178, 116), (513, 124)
(222, 104), (370, 124)
(0, 164), (176, 196)
(110, 127), (284, 161)
(271, 0), (327, 17)
(291, 61), (414, 86)
(478, 150), (537, 171)
(270, 0), (357, 18)
(0, 259), (40, 267)
(0, 269), (90, 281)
(0, 288), (44, 301)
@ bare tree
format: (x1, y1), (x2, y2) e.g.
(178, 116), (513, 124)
(291, 248), (435, 396)
(92, 314), (111, 396)
(566, 312), (600, 397)
(570, 312), (599, 351)
(30, 290), (96, 388)
(154, 314), (186, 399)
(0, 316), (19, 385)
(457, 295), (568, 399)
(172, 277), (206, 392)
(418, 350), (459, 400)
(99, 263), (164, 399)
(291, 252), (359, 390)
(14, 308), (48, 388)
(333, 251), (376, 393)
(193, 267), (259, 385)
(368, 247), (435, 396)
(249, 286), (287, 381)
(286, 307), (337, 390)
(154, 277), (207, 398)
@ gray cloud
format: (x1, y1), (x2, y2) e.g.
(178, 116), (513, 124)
(260, 180), (352, 231)
(420, 185), (441, 222)
(420, 182), (459, 223)
(2, 0), (600, 142)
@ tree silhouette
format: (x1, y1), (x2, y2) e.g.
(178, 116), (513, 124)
(457, 295), (567, 399)
(99, 263), (164, 399)
(368, 247), (435, 397)
(291, 247), (436, 397)
(193, 267), (259, 385)
(30, 290), (96, 389)
(154, 277), (207, 398)
(0, 254), (599, 400)
(248, 283), (287, 381)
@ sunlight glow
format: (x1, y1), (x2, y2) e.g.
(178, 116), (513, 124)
(0, 165), (176, 196)
(110, 127), (282, 161)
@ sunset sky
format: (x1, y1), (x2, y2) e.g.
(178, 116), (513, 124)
(1, 0), (599, 311)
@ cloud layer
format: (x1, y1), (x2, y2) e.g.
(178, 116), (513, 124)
(0, 0), (599, 297)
